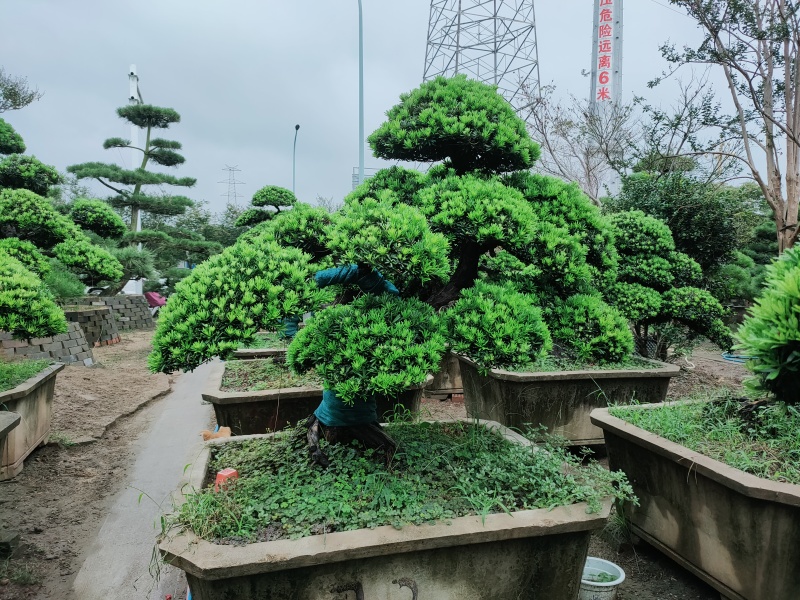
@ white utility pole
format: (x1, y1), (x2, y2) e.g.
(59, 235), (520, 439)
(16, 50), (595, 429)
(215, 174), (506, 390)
(124, 64), (144, 295)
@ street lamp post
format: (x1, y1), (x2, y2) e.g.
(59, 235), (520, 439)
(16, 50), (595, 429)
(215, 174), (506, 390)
(292, 124), (300, 195)
(358, 0), (364, 187)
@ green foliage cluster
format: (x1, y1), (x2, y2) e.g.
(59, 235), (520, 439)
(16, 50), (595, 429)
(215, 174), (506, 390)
(0, 154), (61, 195)
(150, 235), (333, 374)
(736, 247), (800, 403)
(609, 172), (737, 271)
(444, 282), (552, 371)
(550, 295), (634, 363)
(69, 198), (127, 239)
(612, 393), (800, 483)
(0, 358), (51, 393)
(608, 210), (732, 358)
(368, 75), (540, 174)
(0, 254), (67, 339)
(178, 421), (632, 542)
(0, 187), (123, 282)
(0, 238), (49, 276)
(328, 197), (450, 295)
(0, 118), (25, 154)
(347, 166), (426, 206)
(42, 258), (85, 299)
(288, 294), (444, 404)
(256, 202), (332, 261)
(235, 186), (297, 228)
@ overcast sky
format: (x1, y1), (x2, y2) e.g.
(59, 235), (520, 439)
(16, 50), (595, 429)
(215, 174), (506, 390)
(1, 0), (702, 215)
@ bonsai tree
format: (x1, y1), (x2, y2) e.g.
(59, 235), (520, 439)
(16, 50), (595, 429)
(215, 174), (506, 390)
(235, 185), (298, 228)
(607, 210), (732, 359)
(150, 75), (639, 461)
(67, 104), (220, 292)
(0, 253), (67, 339)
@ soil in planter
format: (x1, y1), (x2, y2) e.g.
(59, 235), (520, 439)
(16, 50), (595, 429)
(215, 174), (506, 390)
(177, 421), (631, 544)
(220, 359), (321, 392)
(513, 354), (660, 373)
(611, 390), (800, 484)
(0, 359), (51, 392)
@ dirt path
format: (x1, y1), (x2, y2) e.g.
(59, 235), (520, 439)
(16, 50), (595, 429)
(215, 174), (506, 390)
(0, 331), (179, 600)
(0, 339), (749, 600)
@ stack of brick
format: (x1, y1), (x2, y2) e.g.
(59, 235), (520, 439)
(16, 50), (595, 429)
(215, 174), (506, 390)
(0, 323), (94, 366)
(58, 295), (155, 331)
(62, 306), (121, 347)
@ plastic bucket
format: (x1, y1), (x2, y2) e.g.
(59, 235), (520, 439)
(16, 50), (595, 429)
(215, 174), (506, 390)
(579, 556), (625, 600)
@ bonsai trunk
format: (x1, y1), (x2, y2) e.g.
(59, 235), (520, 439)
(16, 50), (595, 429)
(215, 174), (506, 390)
(426, 241), (484, 309)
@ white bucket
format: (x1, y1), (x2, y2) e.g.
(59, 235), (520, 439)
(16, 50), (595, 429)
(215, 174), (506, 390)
(579, 556), (625, 600)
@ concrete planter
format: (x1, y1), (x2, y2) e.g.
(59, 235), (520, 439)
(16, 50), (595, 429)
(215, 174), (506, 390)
(591, 402), (800, 600)
(424, 352), (463, 400)
(160, 420), (611, 600)
(231, 347), (286, 361)
(202, 361), (432, 436)
(457, 354), (679, 445)
(0, 363), (64, 480)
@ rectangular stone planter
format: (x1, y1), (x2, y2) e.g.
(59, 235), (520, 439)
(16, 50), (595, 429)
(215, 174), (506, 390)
(202, 361), (431, 435)
(591, 402), (800, 600)
(424, 352), (463, 400)
(160, 420), (611, 600)
(457, 354), (679, 445)
(1, 363), (65, 480)
(231, 347), (286, 361)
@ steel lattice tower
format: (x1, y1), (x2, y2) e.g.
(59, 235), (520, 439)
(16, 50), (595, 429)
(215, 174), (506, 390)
(423, 0), (541, 109)
(219, 165), (244, 207)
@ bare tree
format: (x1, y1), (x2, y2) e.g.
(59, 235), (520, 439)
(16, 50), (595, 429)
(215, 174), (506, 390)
(660, 0), (800, 251)
(521, 84), (637, 203)
(0, 68), (43, 113)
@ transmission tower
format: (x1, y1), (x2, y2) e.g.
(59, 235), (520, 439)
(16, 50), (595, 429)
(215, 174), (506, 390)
(219, 166), (244, 207)
(423, 0), (541, 110)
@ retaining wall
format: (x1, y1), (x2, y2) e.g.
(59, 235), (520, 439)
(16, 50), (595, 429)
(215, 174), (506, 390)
(59, 295), (155, 331)
(0, 323), (95, 366)
(62, 306), (121, 347)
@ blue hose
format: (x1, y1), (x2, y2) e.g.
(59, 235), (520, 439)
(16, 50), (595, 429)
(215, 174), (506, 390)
(721, 352), (752, 364)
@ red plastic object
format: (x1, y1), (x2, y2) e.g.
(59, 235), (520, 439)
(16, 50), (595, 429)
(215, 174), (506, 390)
(214, 468), (238, 492)
(144, 291), (167, 308)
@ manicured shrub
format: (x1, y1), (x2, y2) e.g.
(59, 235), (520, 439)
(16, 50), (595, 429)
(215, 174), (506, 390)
(69, 198), (127, 239)
(328, 197), (451, 295)
(369, 74), (540, 174)
(0, 238), (49, 276)
(52, 238), (123, 282)
(235, 186), (297, 228)
(346, 165), (426, 206)
(550, 294), (634, 363)
(149, 236), (334, 374)
(736, 247), (800, 403)
(444, 281), (552, 372)
(0, 154), (61, 195)
(0, 254), (67, 339)
(42, 259), (85, 299)
(288, 294), (445, 405)
(0, 118), (25, 155)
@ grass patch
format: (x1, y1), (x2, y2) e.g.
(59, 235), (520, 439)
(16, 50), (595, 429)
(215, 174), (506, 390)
(48, 431), (75, 448)
(0, 359), (51, 393)
(239, 332), (287, 350)
(611, 392), (800, 484)
(176, 421), (634, 543)
(512, 355), (659, 373)
(0, 559), (42, 585)
(221, 359), (321, 392)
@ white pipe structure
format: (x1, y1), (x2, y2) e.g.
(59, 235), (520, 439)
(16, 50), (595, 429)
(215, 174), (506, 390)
(357, 0), (364, 187)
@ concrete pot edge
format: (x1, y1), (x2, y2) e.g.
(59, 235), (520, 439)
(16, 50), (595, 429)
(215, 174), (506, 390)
(0, 363), (65, 402)
(453, 353), (680, 382)
(590, 403), (800, 506)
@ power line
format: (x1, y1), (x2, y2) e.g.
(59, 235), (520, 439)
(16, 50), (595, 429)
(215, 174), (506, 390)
(219, 165), (245, 207)
(645, 0), (688, 17)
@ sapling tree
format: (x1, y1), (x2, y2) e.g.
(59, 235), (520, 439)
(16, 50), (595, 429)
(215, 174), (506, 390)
(150, 75), (640, 461)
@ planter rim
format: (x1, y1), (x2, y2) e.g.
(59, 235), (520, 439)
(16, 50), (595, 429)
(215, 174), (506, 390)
(0, 411), (21, 438)
(0, 363), (65, 402)
(590, 401), (800, 506)
(159, 419), (612, 580)
(453, 353), (679, 382)
(231, 347), (287, 359)
(203, 361), (434, 406)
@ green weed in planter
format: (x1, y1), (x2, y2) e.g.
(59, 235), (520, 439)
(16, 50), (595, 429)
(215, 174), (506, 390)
(736, 247), (800, 403)
(0, 358), (51, 392)
(177, 421), (633, 542)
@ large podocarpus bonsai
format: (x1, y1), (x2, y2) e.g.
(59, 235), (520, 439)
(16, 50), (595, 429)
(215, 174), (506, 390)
(150, 75), (723, 462)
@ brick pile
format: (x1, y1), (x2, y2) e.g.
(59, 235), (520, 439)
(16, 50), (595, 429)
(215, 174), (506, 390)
(62, 306), (121, 347)
(58, 295), (155, 331)
(0, 322), (95, 366)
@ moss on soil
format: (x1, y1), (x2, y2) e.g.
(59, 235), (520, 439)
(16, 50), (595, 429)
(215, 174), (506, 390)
(221, 358), (321, 391)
